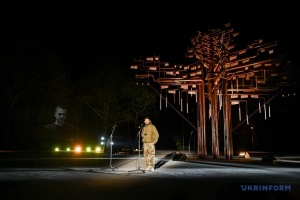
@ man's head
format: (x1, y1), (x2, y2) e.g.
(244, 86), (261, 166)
(144, 117), (151, 125)
(54, 105), (67, 126)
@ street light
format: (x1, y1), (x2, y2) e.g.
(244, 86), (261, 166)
(100, 136), (106, 152)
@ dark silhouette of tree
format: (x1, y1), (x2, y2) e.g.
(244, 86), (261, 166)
(77, 65), (129, 138)
(76, 65), (159, 145)
(121, 79), (158, 129)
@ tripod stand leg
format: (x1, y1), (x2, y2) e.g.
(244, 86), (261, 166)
(128, 124), (146, 173)
(111, 167), (117, 171)
(128, 151), (145, 173)
(128, 160), (145, 173)
(137, 167), (145, 173)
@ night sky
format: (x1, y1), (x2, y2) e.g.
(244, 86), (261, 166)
(0, 2), (299, 153)
(1, 2), (298, 70)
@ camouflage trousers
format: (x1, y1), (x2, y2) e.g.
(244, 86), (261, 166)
(143, 143), (155, 168)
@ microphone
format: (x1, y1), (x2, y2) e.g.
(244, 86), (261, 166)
(138, 123), (144, 129)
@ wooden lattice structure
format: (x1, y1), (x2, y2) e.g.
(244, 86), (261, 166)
(130, 23), (294, 159)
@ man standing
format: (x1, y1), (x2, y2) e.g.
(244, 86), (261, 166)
(141, 117), (159, 171)
(42, 105), (75, 151)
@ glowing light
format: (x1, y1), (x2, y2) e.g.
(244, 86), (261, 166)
(55, 147), (59, 151)
(146, 57), (153, 61)
(149, 66), (157, 70)
(95, 147), (101, 152)
(130, 65), (138, 69)
(75, 146), (81, 152)
(238, 151), (250, 159)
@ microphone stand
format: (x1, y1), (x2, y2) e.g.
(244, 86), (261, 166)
(101, 125), (117, 171)
(128, 123), (145, 173)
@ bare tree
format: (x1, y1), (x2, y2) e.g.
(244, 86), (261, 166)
(121, 80), (158, 129)
(76, 65), (159, 145)
(77, 65), (129, 138)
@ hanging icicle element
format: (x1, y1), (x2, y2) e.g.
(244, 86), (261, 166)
(219, 90), (222, 111)
(165, 90), (168, 108)
(180, 90), (183, 111)
(246, 101), (249, 125)
(174, 92), (176, 103)
(181, 97), (183, 112)
(209, 103), (211, 119)
(268, 102), (271, 117)
(160, 93), (162, 110)
(239, 103), (241, 121)
(186, 92), (188, 113)
(264, 104), (267, 120)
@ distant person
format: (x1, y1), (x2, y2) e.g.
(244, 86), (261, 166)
(41, 105), (76, 151)
(141, 117), (159, 171)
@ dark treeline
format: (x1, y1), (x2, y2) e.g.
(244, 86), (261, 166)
(0, 28), (170, 150)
